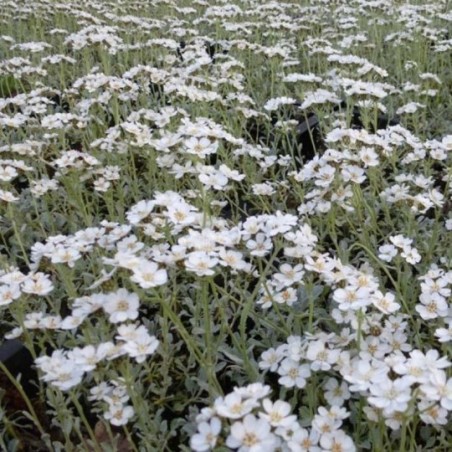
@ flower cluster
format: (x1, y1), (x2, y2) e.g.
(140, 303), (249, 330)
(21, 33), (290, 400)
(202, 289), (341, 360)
(190, 383), (356, 452)
(0, 0), (450, 448)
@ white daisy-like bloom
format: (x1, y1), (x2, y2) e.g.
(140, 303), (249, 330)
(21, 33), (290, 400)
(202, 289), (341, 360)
(341, 164), (366, 184)
(104, 403), (134, 426)
(259, 399), (297, 428)
(299, 89), (341, 110)
(183, 136), (218, 158)
(126, 199), (155, 225)
(252, 182), (276, 196)
(333, 285), (372, 311)
(319, 430), (356, 452)
(378, 244), (398, 262)
(272, 263), (304, 289)
(0, 284), (21, 306)
(259, 347), (286, 372)
(371, 291), (400, 314)
(401, 246), (421, 265)
(277, 359), (311, 389)
(4, 326), (23, 340)
(120, 334), (159, 363)
(389, 234), (413, 249)
(435, 321), (452, 343)
(311, 408), (342, 436)
(197, 166), (229, 190)
(368, 376), (412, 415)
(323, 378), (351, 407)
(185, 251), (218, 276)
(21, 272), (54, 295)
(190, 417), (222, 452)
(415, 292), (449, 320)
(246, 233), (273, 257)
(306, 340), (340, 371)
(287, 427), (320, 452)
(264, 96), (297, 111)
(102, 288), (140, 323)
(219, 164), (246, 182)
(166, 202), (198, 226)
(273, 287), (298, 306)
(226, 414), (278, 450)
(418, 400), (448, 426)
(393, 349), (450, 384)
(396, 102), (426, 115)
(419, 370), (452, 410)
(218, 249), (250, 272)
(35, 350), (85, 391)
(213, 392), (258, 419)
(282, 72), (322, 83)
(343, 357), (389, 393)
(50, 245), (81, 267)
(234, 383), (271, 401)
(130, 259), (168, 289)
(69, 345), (101, 372)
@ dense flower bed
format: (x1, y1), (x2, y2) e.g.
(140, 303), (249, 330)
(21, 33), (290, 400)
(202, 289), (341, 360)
(0, 0), (451, 450)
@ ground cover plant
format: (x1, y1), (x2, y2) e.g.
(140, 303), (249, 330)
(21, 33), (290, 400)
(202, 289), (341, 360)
(0, 0), (451, 450)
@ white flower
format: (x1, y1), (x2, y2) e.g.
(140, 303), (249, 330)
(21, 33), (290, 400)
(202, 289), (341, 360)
(219, 164), (245, 181)
(401, 246), (421, 265)
(0, 284), (21, 306)
(333, 285), (372, 311)
(234, 383), (271, 400)
(35, 350), (85, 391)
(287, 427), (321, 452)
(252, 182), (275, 196)
(396, 102), (425, 115)
(368, 376), (412, 415)
(272, 263), (305, 289)
(277, 359), (311, 388)
(166, 202), (198, 226)
(246, 233), (273, 257)
(102, 288), (140, 323)
(69, 345), (101, 372)
(264, 96), (297, 111)
(104, 403), (134, 426)
(341, 165), (366, 184)
(323, 378), (351, 407)
(393, 350), (451, 383)
(198, 166), (228, 190)
(343, 357), (389, 392)
(418, 400), (448, 426)
(226, 414), (278, 451)
(259, 399), (296, 427)
(190, 417), (222, 451)
(185, 251), (218, 276)
(4, 326), (23, 339)
(371, 291), (400, 314)
(378, 244), (398, 262)
(130, 260), (168, 288)
(214, 392), (258, 419)
(435, 321), (452, 343)
(259, 347), (285, 372)
(218, 249), (250, 272)
(184, 136), (218, 158)
(420, 371), (452, 410)
(306, 341), (340, 371)
(121, 334), (159, 363)
(273, 287), (297, 306)
(21, 272), (54, 295)
(319, 430), (356, 452)
(126, 200), (155, 225)
(389, 235), (412, 249)
(415, 292), (449, 320)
